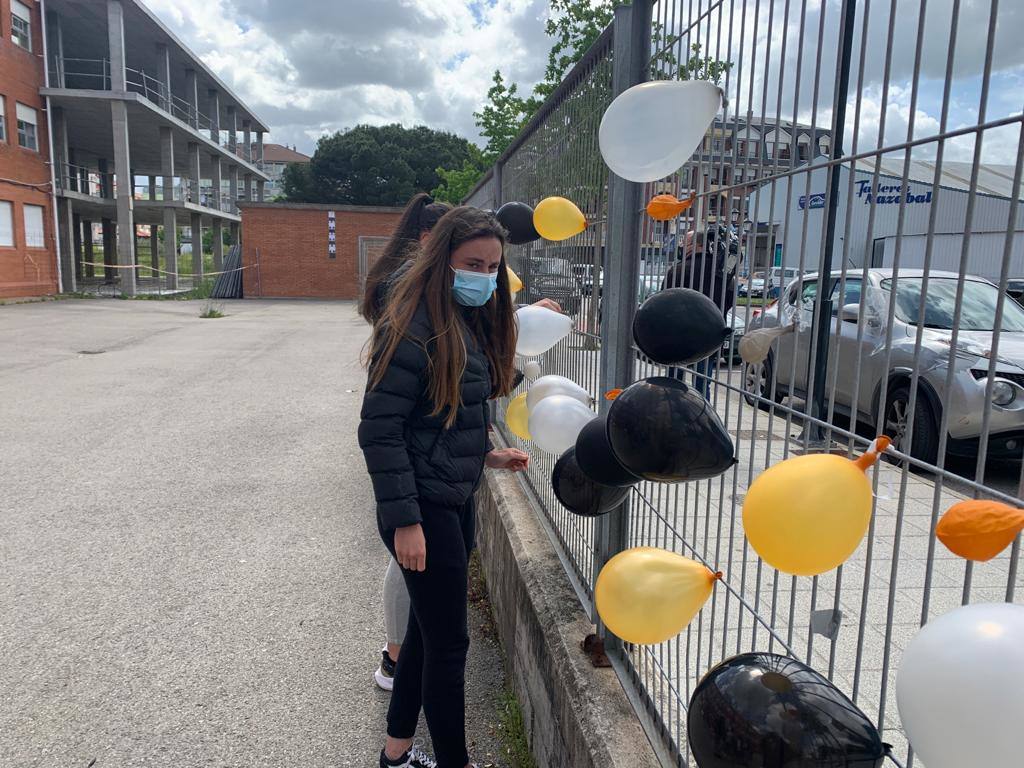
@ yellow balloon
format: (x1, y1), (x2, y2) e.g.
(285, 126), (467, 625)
(505, 393), (531, 440)
(743, 452), (877, 576)
(595, 547), (718, 645)
(533, 196), (586, 241)
(507, 266), (523, 294)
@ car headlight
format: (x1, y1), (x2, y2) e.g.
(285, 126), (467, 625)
(993, 380), (1016, 406)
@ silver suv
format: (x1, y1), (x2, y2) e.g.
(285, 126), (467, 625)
(742, 269), (1024, 462)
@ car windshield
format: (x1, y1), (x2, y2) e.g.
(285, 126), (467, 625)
(881, 277), (1024, 332)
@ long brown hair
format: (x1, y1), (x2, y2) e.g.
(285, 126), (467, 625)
(368, 207), (517, 427)
(359, 192), (452, 323)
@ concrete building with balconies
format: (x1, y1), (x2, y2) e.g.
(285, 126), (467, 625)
(40, 0), (270, 295)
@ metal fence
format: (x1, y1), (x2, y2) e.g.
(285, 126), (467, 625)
(468, 1), (1023, 765)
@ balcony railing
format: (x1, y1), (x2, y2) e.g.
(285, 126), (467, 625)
(50, 55), (261, 165)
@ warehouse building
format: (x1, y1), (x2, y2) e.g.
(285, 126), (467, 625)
(746, 158), (1024, 282)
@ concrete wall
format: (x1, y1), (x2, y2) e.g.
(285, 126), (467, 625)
(239, 202), (402, 299)
(475, 469), (659, 768)
(0, 0), (58, 298)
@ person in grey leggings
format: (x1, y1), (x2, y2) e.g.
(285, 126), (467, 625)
(375, 557), (411, 690)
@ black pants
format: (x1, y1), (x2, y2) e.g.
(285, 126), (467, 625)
(379, 497), (476, 768)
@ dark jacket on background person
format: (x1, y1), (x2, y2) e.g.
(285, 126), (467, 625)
(358, 300), (493, 531)
(662, 248), (735, 314)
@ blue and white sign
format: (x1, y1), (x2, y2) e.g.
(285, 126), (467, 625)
(798, 193), (826, 210)
(854, 179), (932, 205)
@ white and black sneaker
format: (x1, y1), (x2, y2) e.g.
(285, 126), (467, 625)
(374, 647), (397, 691)
(379, 742), (437, 768)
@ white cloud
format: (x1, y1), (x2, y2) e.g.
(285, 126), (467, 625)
(142, 0), (551, 152)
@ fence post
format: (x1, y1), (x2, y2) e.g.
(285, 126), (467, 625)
(593, 0), (652, 640)
(807, 0), (857, 444)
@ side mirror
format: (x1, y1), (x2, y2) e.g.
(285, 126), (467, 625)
(840, 303), (861, 323)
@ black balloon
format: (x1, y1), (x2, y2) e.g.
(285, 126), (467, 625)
(633, 288), (731, 365)
(688, 653), (886, 768)
(574, 416), (641, 487)
(606, 377), (735, 483)
(552, 447), (632, 517)
(496, 201), (541, 245)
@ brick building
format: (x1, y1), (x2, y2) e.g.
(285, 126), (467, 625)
(1, 0), (58, 299)
(238, 202), (402, 299)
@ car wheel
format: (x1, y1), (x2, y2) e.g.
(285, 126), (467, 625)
(884, 384), (939, 464)
(742, 352), (780, 410)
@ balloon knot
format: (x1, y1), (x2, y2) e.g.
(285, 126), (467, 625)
(713, 571), (723, 581)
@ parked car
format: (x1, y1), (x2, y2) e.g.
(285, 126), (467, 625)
(746, 271), (769, 298)
(722, 308), (747, 362)
(520, 245), (584, 316)
(571, 263), (603, 294)
(768, 267), (802, 299)
(742, 269), (1024, 462)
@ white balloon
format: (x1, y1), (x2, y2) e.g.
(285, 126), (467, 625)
(515, 306), (574, 357)
(599, 80), (723, 183)
(896, 602), (1024, 768)
(526, 375), (591, 411)
(528, 395), (596, 455)
(523, 360), (542, 380)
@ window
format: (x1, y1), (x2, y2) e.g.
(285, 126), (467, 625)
(0, 95), (6, 142)
(23, 204), (44, 247)
(0, 201), (13, 246)
(16, 103), (37, 150)
(11, 0), (32, 51)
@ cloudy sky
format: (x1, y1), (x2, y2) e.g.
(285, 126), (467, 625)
(145, 0), (552, 153)
(144, 0), (1022, 166)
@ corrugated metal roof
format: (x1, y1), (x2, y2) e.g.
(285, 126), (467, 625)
(854, 157), (1022, 199)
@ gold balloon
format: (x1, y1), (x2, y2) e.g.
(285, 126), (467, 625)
(742, 438), (890, 576)
(595, 547), (719, 645)
(505, 393), (531, 440)
(507, 266), (523, 295)
(533, 196), (587, 241)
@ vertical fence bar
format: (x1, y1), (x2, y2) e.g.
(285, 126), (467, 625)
(593, 1), (654, 637)
(805, 0), (856, 444)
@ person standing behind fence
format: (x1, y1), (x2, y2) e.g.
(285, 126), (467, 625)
(661, 226), (736, 399)
(360, 207), (528, 768)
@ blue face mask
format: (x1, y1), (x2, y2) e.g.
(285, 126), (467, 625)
(451, 267), (498, 307)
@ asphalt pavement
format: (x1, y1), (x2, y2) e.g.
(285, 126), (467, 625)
(0, 299), (509, 768)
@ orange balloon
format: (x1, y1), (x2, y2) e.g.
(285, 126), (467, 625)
(646, 193), (696, 221)
(936, 499), (1024, 562)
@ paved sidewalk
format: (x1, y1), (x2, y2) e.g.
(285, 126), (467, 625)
(0, 299), (509, 767)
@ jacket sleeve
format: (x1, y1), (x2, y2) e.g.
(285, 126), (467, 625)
(358, 336), (427, 531)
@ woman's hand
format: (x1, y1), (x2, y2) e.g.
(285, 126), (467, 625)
(485, 448), (529, 472)
(531, 298), (563, 313)
(394, 523), (427, 572)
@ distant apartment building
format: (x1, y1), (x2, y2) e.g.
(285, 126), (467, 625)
(652, 115), (833, 271)
(1, 0), (273, 298)
(1, 0), (58, 298)
(255, 143), (310, 200)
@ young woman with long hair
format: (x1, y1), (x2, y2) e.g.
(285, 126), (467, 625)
(364, 192), (452, 692)
(366, 194), (560, 695)
(359, 206), (528, 768)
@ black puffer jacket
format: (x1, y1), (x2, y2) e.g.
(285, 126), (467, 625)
(358, 301), (493, 531)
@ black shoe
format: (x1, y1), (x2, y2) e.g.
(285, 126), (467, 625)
(379, 743), (437, 768)
(374, 647), (397, 691)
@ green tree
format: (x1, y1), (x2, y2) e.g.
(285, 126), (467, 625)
(431, 145), (490, 203)
(284, 124), (477, 205)
(533, 0), (615, 104)
(281, 162), (316, 202)
(474, 71), (532, 162)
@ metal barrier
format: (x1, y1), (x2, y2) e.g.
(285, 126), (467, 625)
(469, 0), (1023, 765)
